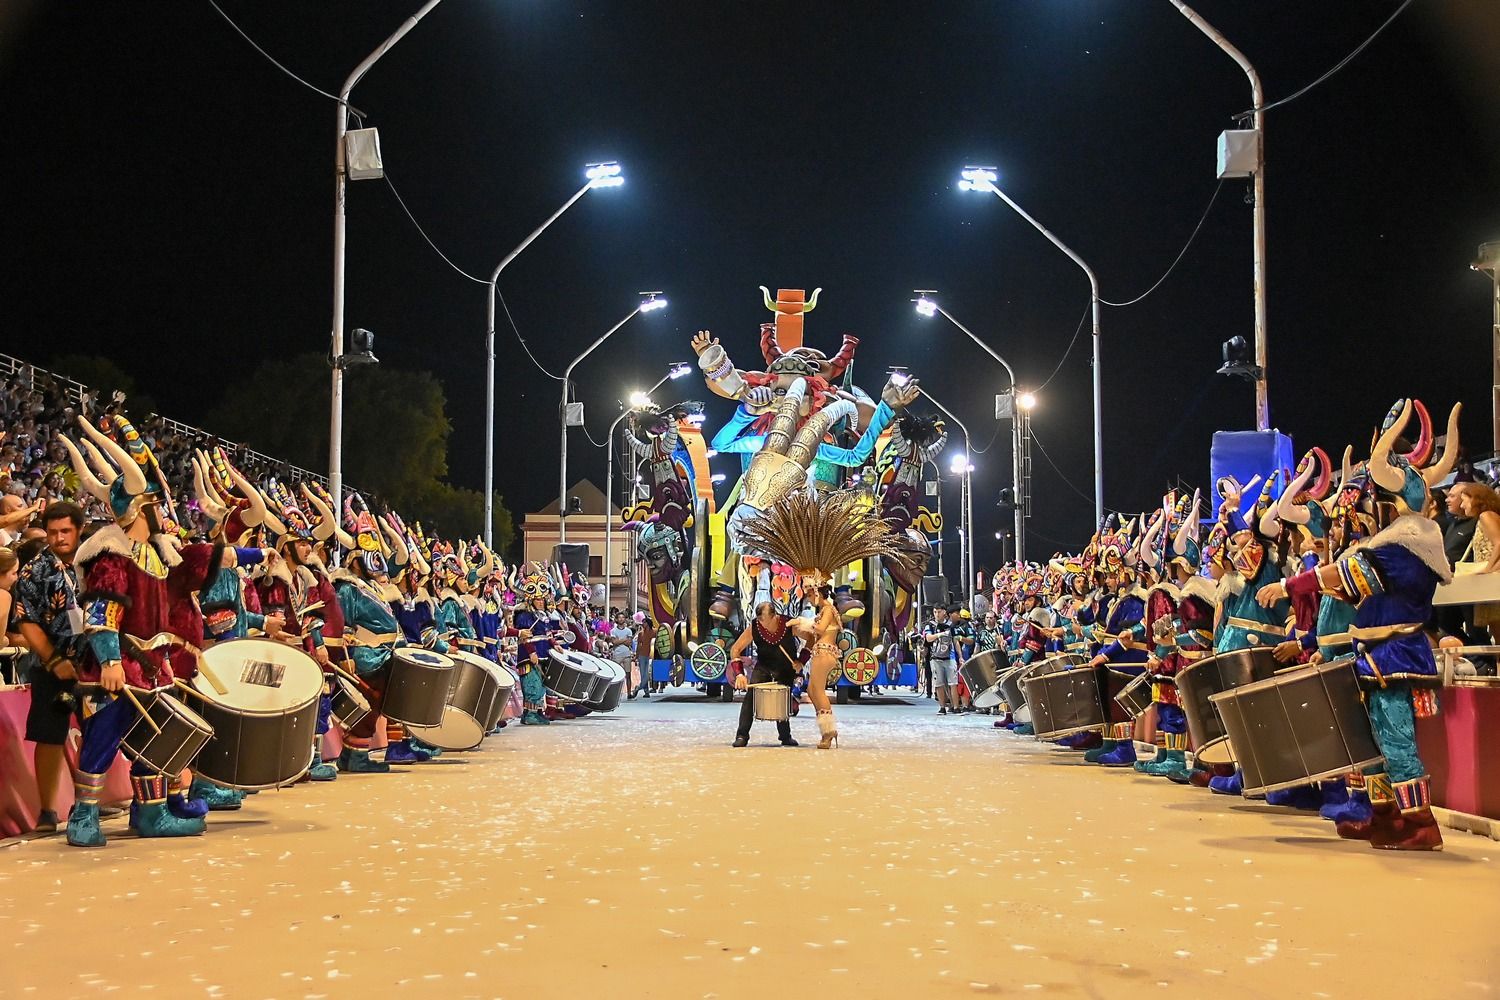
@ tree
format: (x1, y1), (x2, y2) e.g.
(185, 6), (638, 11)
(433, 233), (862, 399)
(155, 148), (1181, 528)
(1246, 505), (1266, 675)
(207, 353), (514, 551)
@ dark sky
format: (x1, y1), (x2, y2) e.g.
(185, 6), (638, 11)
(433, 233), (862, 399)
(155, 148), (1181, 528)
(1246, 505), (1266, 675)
(4, 1), (1499, 568)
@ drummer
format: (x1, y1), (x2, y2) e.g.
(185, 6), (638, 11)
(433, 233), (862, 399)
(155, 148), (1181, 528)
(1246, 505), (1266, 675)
(332, 494), (430, 770)
(730, 601), (802, 747)
(509, 566), (569, 725)
(1079, 524), (1149, 767)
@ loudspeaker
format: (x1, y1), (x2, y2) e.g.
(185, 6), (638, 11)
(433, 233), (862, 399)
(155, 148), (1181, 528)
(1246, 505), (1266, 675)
(919, 575), (949, 606)
(552, 543), (590, 578)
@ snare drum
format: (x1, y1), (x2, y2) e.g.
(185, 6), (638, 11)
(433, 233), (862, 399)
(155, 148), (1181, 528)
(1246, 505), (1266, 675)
(120, 690), (215, 776)
(958, 649), (1007, 708)
(1209, 658), (1384, 797)
(406, 649), (504, 751)
(752, 683), (790, 722)
(187, 638), (324, 789)
(329, 673), (371, 732)
(486, 665), (517, 729)
(1177, 647), (1279, 765)
(383, 649), (456, 728)
(1113, 672), (1155, 720)
(545, 648), (603, 702)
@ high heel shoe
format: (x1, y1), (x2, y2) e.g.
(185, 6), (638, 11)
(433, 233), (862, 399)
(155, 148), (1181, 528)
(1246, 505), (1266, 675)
(816, 710), (838, 749)
(817, 731), (839, 750)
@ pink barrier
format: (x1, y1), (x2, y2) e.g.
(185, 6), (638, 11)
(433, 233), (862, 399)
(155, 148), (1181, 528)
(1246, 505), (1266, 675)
(1417, 684), (1500, 821)
(0, 687), (132, 838)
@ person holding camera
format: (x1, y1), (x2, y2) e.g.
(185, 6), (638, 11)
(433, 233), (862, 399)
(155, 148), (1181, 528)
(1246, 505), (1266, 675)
(14, 502), (85, 833)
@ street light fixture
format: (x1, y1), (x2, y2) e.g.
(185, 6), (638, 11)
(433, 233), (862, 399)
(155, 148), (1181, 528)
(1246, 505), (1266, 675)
(481, 161), (627, 546)
(559, 293), (667, 547)
(603, 361), (691, 610)
(912, 291), (1032, 560)
(956, 166), (1104, 528)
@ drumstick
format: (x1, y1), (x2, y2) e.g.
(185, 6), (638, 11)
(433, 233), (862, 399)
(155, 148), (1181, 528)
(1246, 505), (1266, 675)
(196, 658), (230, 696)
(122, 686), (163, 736)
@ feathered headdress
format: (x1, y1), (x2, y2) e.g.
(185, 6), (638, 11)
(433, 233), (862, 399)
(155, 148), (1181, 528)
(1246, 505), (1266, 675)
(735, 489), (925, 588)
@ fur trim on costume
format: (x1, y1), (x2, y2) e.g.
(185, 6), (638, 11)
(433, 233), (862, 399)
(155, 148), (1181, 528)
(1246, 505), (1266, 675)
(1147, 581), (1181, 602)
(1216, 573), (1246, 601)
(153, 533), (184, 568)
(1359, 514), (1453, 584)
(264, 559), (293, 586)
(1179, 575), (1220, 607)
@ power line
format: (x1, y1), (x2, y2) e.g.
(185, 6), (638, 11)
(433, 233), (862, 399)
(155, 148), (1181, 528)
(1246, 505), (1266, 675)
(1034, 305), (1090, 393)
(1249, 0), (1417, 116)
(1100, 181), (1223, 307)
(383, 172), (489, 284)
(1029, 424), (1126, 517)
(206, 0), (365, 121)
(497, 290), (564, 382)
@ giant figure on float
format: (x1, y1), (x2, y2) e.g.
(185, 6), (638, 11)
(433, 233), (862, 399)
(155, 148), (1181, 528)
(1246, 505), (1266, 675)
(689, 287), (923, 625)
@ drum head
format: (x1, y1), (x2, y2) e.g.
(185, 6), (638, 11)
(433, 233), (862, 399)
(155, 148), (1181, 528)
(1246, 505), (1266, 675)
(407, 709), (486, 752)
(398, 648), (456, 671)
(1194, 736), (1236, 765)
(450, 648), (505, 681)
(196, 638), (323, 712)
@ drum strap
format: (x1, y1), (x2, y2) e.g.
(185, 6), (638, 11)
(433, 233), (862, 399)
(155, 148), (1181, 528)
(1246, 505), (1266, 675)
(350, 626), (400, 648)
(1347, 622), (1423, 642)
(1226, 616), (1288, 637)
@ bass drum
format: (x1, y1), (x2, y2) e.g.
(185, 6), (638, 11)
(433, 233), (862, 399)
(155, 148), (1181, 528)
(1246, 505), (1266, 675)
(1177, 647), (1279, 765)
(584, 659), (627, 713)
(1210, 658), (1385, 797)
(1024, 664), (1131, 740)
(545, 648), (603, 702)
(384, 649), (456, 728)
(405, 649), (505, 751)
(188, 638), (324, 790)
(958, 649), (1007, 708)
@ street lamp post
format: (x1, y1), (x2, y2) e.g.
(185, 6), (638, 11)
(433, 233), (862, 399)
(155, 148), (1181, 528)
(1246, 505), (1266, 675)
(483, 162), (623, 546)
(329, 0), (444, 513)
(1167, 1), (1269, 433)
(905, 379), (972, 608)
(603, 363), (691, 609)
(958, 166), (1104, 528)
(559, 294), (668, 546)
(913, 293), (1032, 561)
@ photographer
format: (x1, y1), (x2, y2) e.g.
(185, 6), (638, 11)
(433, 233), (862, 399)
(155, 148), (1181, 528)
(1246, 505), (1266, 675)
(14, 501), (86, 833)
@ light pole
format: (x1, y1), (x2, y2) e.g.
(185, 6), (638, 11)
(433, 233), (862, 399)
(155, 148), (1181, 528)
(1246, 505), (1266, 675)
(913, 292), (1033, 561)
(958, 166), (1104, 528)
(482, 162), (623, 546)
(603, 363), (692, 608)
(1167, 1), (1269, 432)
(901, 376), (972, 608)
(559, 294), (668, 545)
(329, 0), (444, 513)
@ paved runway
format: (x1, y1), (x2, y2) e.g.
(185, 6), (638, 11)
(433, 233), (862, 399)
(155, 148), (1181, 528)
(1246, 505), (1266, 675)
(3, 695), (1497, 999)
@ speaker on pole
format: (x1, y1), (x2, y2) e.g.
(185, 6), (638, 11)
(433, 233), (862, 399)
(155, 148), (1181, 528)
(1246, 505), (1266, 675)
(552, 542), (590, 578)
(919, 575), (949, 607)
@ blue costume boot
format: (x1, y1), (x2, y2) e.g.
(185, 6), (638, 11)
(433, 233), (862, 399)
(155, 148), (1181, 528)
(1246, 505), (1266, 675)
(65, 772), (109, 848)
(1083, 739), (1117, 763)
(1326, 787), (1372, 826)
(1096, 741), (1138, 767)
(131, 775), (205, 838)
(409, 737), (443, 758)
(308, 761), (339, 782)
(337, 746), (391, 773)
(1012, 722), (1034, 735)
(1316, 780), (1350, 819)
(384, 739), (433, 764)
(1265, 784), (1323, 810)
(190, 777), (244, 811)
(1209, 768), (1244, 795)
(1139, 749), (1187, 777)
(168, 789), (210, 820)
(521, 709), (551, 726)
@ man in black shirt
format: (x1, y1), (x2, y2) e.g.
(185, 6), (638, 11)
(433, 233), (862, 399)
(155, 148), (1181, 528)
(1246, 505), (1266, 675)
(729, 602), (801, 747)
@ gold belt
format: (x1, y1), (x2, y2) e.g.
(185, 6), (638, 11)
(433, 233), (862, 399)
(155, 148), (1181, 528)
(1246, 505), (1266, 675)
(350, 627), (399, 647)
(1226, 617), (1287, 637)
(1348, 622), (1423, 642)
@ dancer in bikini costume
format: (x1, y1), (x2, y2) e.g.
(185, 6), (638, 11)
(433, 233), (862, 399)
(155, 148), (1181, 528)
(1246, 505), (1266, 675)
(737, 490), (924, 749)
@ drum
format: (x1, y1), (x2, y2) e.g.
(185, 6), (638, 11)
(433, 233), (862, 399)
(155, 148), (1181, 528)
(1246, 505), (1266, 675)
(958, 649), (1008, 708)
(1209, 658), (1385, 797)
(1177, 647), (1279, 765)
(120, 691), (214, 776)
(486, 664), (517, 729)
(585, 660), (627, 713)
(998, 654), (1082, 713)
(1113, 672), (1155, 720)
(842, 648), (879, 686)
(329, 673), (371, 732)
(1024, 664), (1132, 739)
(545, 648), (603, 702)
(383, 648), (456, 728)
(752, 683), (790, 722)
(406, 649), (504, 751)
(188, 638), (324, 790)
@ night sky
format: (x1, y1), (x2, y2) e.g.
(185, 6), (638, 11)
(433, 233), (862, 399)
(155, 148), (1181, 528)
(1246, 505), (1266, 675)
(4, 1), (1499, 569)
